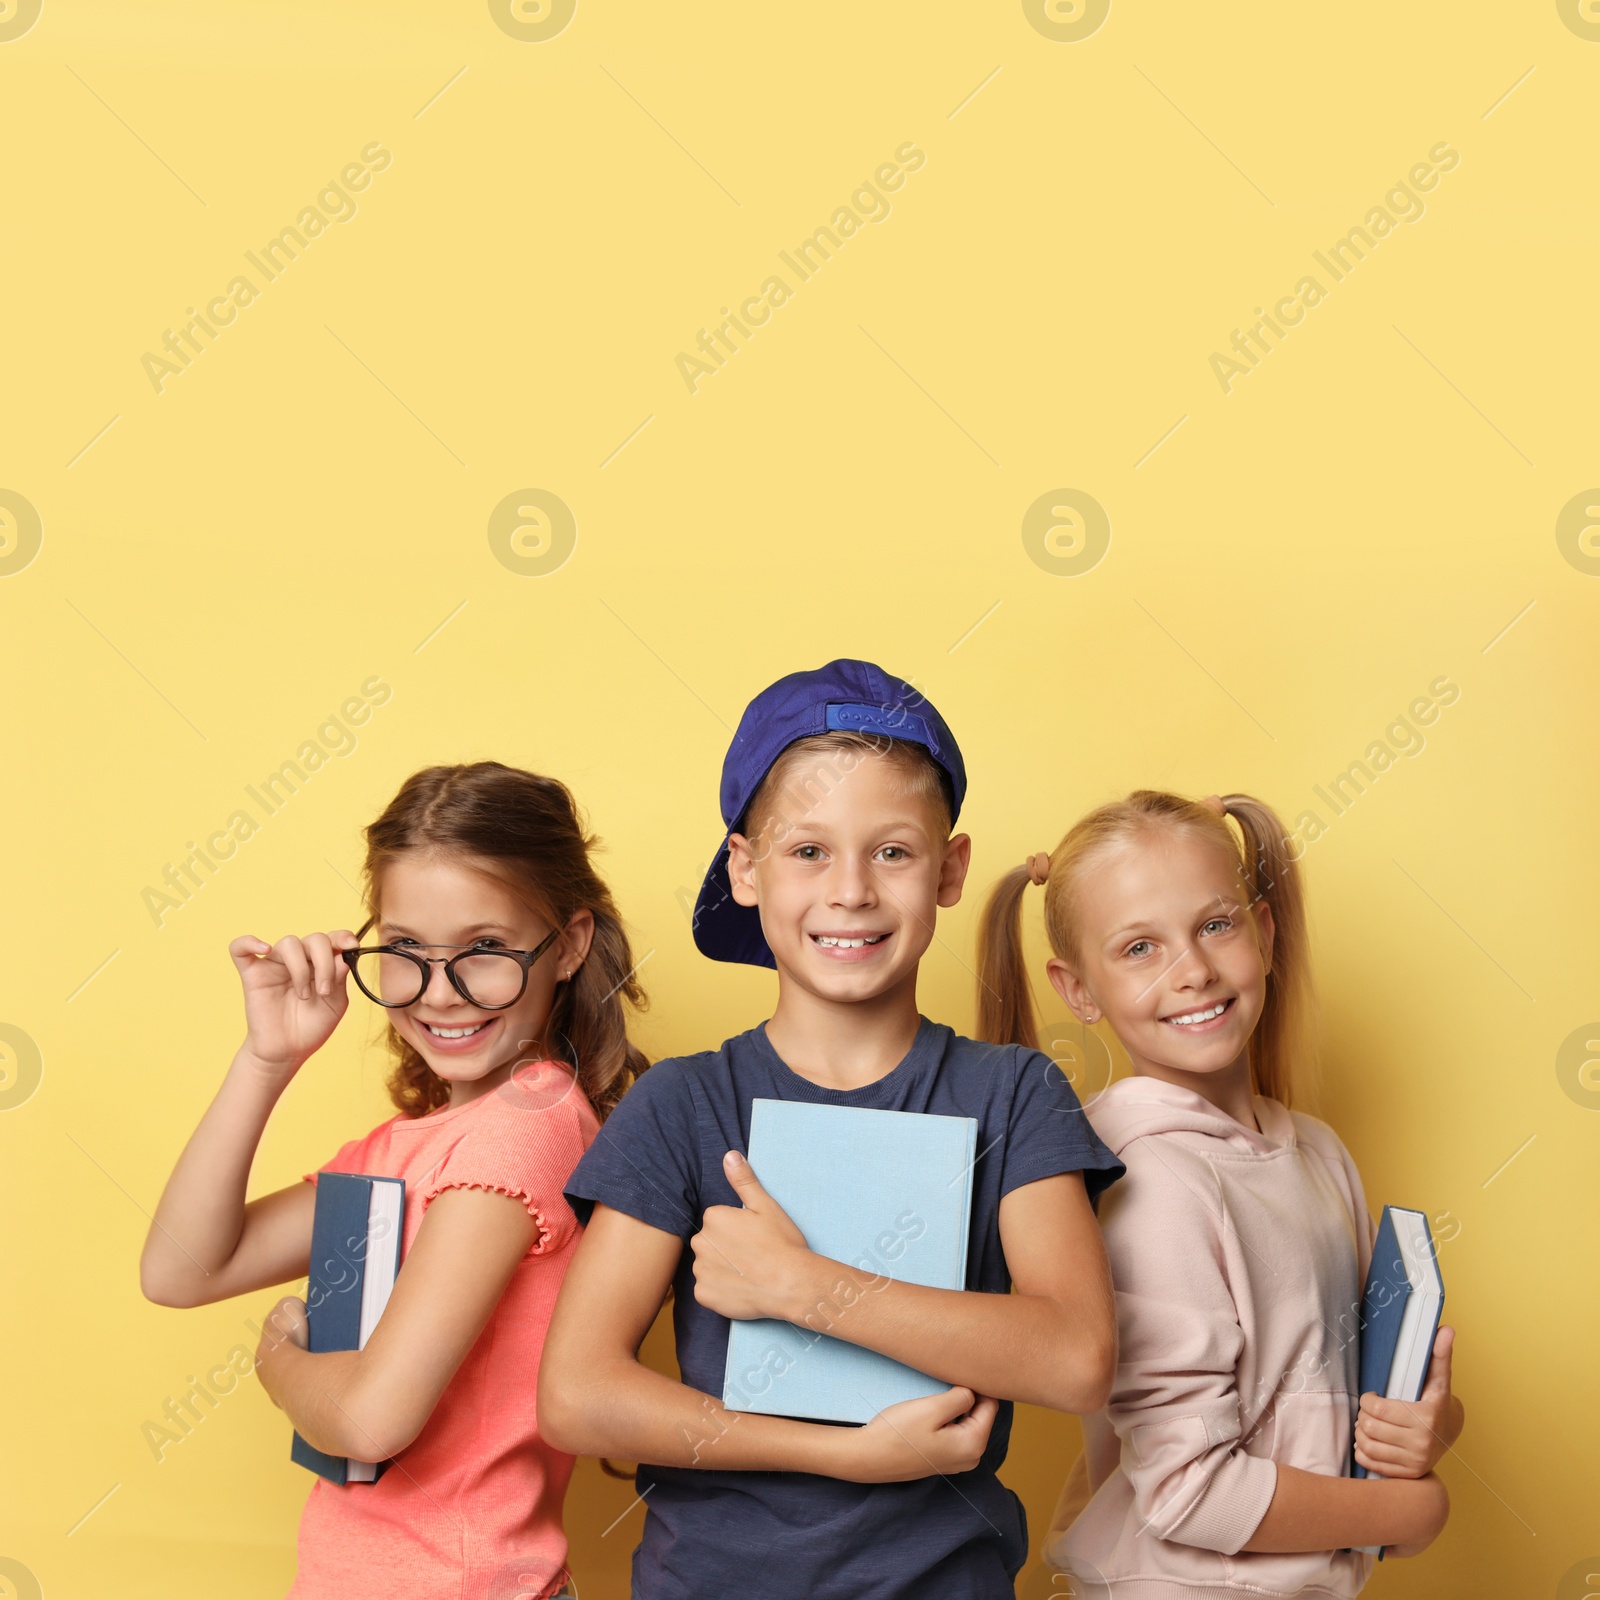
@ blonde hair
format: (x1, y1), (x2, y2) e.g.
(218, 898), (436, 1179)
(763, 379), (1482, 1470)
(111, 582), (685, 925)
(976, 791), (1310, 1106)
(743, 732), (954, 840)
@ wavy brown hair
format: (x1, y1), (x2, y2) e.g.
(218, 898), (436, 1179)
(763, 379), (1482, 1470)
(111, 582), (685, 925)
(361, 762), (649, 1118)
(976, 790), (1311, 1107)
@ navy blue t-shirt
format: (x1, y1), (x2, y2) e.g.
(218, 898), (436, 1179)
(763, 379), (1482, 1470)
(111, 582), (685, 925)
(564, 1017), (1125, 1600)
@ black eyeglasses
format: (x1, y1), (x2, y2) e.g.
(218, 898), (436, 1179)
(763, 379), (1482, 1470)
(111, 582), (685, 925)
(342, 926), (562, 1010)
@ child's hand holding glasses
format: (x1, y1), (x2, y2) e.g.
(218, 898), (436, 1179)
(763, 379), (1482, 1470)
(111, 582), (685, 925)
(230, 930), (360, 1084)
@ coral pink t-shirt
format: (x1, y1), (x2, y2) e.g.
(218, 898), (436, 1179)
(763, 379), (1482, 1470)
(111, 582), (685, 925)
(288, 1061), (599, 1600)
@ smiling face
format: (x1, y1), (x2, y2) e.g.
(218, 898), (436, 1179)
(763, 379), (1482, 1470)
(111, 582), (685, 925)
(1046, 826), (1274, 1112)
(371, 852), (591, 1105)
(726, 744), (970, 1009)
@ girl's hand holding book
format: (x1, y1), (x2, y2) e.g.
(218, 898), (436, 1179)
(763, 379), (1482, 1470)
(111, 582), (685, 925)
(255, 1294), (312, 1408)
(1354, 1325), (1464, 1479)
(229, 931), (359, 1082)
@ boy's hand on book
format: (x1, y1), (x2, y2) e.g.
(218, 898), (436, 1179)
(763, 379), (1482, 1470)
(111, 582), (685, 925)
(1355, 1325), (1463, 1479)
(230, 931), (358, 1081)
(840, 1388), (997, 1483)
(691, 1152), (818, 1323)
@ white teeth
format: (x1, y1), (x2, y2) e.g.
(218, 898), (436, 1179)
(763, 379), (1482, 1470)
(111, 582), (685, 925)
(813, 935), (885, 948)
(1168, 1002), (1228, 1027)
(425, 1022), (488, 1040)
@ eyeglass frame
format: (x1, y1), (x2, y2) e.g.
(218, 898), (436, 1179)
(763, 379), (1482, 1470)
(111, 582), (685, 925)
(342, 921), (564, 1011)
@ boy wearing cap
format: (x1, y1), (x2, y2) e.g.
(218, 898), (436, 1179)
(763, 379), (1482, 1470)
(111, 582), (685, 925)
(542, 660), (1123, 1600)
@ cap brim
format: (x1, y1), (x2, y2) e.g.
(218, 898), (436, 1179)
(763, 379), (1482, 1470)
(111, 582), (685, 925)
(691, 835), (777, 968)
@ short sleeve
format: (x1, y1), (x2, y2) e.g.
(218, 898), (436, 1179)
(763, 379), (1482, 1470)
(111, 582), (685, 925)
(564, 1059), (702, 1239)
(416, 1092), (592, 1258)
(999, 1047), (1126, 1206)
(302, 1133), (374, 1186)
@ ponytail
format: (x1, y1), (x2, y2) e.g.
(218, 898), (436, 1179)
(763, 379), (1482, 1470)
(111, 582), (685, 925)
(1218, 793), (1311, 1107)
(976, 864), (1042, 1049)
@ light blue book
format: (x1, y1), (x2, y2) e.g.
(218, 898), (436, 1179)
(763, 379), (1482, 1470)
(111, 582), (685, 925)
(722, 1098), (977, 1425)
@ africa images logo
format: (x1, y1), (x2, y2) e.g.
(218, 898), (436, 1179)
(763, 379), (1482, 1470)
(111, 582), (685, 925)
(0, 0), (42, 43)
(0, 489), (43, 576)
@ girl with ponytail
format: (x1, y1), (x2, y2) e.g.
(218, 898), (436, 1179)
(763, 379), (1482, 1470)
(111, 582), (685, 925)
(977, 791), (1462, 1598)
(142, 762), (646, 1599)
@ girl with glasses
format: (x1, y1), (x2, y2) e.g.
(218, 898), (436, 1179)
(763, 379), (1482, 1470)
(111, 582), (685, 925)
(140, 762), (648, 1600)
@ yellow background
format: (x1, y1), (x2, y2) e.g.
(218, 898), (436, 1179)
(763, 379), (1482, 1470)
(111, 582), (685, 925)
(2, 1), (1597, 1596)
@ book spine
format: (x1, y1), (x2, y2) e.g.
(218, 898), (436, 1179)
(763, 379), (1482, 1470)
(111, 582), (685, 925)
(953, 1123), (976, 1288)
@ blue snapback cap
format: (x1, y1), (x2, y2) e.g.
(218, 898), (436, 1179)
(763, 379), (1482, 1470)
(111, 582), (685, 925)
(691, 659), (967, 968)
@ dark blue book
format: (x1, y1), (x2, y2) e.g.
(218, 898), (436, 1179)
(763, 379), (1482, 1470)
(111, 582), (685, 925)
(1353, 1205), (1444, 1557)
(290, 1171), (405, 1485)
(722, 1099), (976, 1425)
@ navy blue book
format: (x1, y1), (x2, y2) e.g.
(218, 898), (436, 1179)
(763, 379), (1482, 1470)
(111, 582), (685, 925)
(1353, 1206), (1444, 1557)
(722, 1099), (976, 1426)
(290, 1171), (405, 1485)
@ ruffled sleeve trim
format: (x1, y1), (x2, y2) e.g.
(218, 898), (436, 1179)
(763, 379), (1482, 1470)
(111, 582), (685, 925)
(416, 1172), (557, 1255)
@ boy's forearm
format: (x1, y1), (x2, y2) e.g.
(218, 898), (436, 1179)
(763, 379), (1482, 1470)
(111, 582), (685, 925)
(777, 1258), (1111, 1412)
(544, 1356), (851, 1477)
(1241, 1464), (1447, 1553)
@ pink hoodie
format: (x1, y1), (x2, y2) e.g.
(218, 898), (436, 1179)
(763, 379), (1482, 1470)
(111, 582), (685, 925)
(1045, 1076), (1377, 1600)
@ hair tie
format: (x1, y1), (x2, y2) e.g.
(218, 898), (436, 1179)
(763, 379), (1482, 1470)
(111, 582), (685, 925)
(1201, 794), (1226, 817)
(1026, 851), (1051, 886)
